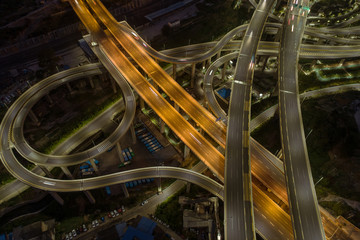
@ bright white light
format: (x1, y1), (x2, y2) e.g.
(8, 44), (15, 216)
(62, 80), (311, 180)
(42, 181), (55, 186)
(291, 24), (294, 32)
(209, 70), (213, 75)
(217, 230), (221, 240)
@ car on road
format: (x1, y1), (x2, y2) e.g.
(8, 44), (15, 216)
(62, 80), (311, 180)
(122, 205), (125, 212)
(140, 200), (148, 206)
(71, 229), (77, 237)
(83, 224), (87, 232)
(113, 210), (119, 217)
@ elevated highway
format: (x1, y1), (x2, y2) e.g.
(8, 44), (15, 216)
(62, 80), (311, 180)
(87, 0), (227, 149)
(278, 1), (326, 239)
(225, 0), (276, 238)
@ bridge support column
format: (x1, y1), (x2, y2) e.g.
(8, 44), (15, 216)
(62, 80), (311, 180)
(276, 149), (283, 159)
(199, 127), (204, 136)
(261, 56), (269, 72)
(222, 61), (227, 81)
(130, 124), (137, 144)
(39, 166), (54, 178)
(89, 158), (99, 173)
(116, 142), (125, 163)
(39, 166), (65, 205)
(186, 182), (191, 193)
(216, 51), (221, 59)
(61, 166), (73, 179)
(159, 118), (165, 134)
(111, 77), (117, 93)
(121, 183), (130, 198)
(89, 76), (95, 89)
(83, 191), (96, 204)
(173, 64), (177, 80)
(190, 63), (196, 88)
(49, 192), (64, 206)
(29, 110), (40, 126)
(203, 100), (208, 110)
(61, 166), (96, 203)
(140, 97), (145, 110)
(174, 102), (179, 112)
(150, 79), (159, 91)
(206, 58), (211, 68)
(66, 82), (73, 94)
(184, 145), (190, 159)
(46, 94), (53, 106)
(101, 73), (107, 83)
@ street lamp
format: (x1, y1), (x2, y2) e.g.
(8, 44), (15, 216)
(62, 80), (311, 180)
(314, 176), (324, 186)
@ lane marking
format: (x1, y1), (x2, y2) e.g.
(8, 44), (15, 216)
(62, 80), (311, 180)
(280, 89), (295, 94)
(234, 80), (248, 85)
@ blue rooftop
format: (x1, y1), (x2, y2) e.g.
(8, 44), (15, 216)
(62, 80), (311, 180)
(136, 216), (157, 235)
(122, 226), (154, 240)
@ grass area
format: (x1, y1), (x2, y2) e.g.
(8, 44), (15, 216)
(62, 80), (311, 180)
(39, 92), (122, 154)
(250, 115), (281, 155)
(154, 184), (212, 235)
(0, 187), (41, 209)
(0, 167), (15, 186)
(0, 213), (52, 233)
(301, 92), (360, 201)
(155, 190), (184, 232)
(251, 96), (277, 119)
(320, 200), (360, 225)
(298, 59), (360, 93)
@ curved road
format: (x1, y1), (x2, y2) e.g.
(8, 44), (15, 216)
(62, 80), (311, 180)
(10, 64), (135, 167)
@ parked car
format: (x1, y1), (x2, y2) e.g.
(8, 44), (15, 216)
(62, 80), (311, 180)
(95, 219), (99, 226)
(113, 210), (119, 217)
(140, 200), (148, 206)
(83, 224), (87, 232)
(71, 229), (77, 237)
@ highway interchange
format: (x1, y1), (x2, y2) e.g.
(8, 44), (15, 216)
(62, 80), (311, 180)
(1, 0), (360, 239)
